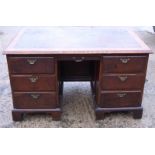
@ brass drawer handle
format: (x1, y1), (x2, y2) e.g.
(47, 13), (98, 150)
(30, 94), (40, 99)
(27, 59), (37, 65)
(120, 58), (130, 64)
(72, 57), (85, 62)
(117, 93), (127, 98)
(118, 76), (128, 82)
(29, 76), (38, 83)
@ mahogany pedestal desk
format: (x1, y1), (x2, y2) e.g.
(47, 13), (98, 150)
(3, 27), (151, 121)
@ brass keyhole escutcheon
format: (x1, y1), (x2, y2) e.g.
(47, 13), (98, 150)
(120, 58), (130, 64)
(30, 94), (40, 99)
(29, 76), (38, 83)
(27, 59), (37, 65)
(117, 93), (127, 98)
(118, 76), (128, 82)
(72, 57), (85, 62)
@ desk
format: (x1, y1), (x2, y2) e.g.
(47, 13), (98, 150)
(3, 27), (151, 121)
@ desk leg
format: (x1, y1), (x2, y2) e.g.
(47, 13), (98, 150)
(90, 81), (95, 95)
(51, 111), (61, 121)
(59, 81), (64, 95)
(12, 111), (23, 121)
(95, 112), (105, 120)
(133, 108), (143, 119)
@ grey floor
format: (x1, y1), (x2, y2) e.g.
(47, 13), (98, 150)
(0, 26), (155, 128)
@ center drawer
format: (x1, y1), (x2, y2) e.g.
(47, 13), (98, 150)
(11, 75), (56, 91)
(102, 56), (148, 73)
(8, 57), (55, 74)
(13, 92), (58, 109)
(101, 74), (145, 90)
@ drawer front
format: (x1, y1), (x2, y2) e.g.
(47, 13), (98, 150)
(13, 92), (58, 109)
(101, 74), (145, 90)
(8, 57), (55, 74)
(102, 56), (148, 73)
(99, 91), (142, 108)
(11, 75), (56, 91)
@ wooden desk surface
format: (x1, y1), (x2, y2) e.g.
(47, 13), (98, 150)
(4, 27), (151, 54)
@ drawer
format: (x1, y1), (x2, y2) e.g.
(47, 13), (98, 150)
(99, 91), (142, 108)
(13, 92), (58, 109)
(11, 75), (57, 91)
(8, 57), (55, 74)
(58, 56), (100, 61)
(102, 56), (148, 73)
(101, 74), (145, 90)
